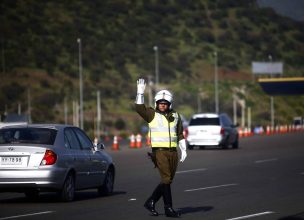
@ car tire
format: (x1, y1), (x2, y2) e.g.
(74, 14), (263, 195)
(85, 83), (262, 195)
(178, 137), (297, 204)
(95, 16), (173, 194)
(232, 137), (239, 149)
(187, 144), (194, 150)
(98, 168), (114, 196)
(24, 189), (39, 200)
(221, 142), (229, 149)
(59, 173), (75, 202)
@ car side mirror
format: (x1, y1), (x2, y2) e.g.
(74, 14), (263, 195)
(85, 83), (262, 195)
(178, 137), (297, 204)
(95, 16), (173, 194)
(97, 143), (105, 150)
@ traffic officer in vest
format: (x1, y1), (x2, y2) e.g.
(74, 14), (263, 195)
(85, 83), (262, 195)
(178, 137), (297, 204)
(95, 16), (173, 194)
(135, 78), (187, 217)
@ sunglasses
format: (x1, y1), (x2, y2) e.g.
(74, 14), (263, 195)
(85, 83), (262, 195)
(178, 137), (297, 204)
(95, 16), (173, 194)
(158, 102), (169, 105)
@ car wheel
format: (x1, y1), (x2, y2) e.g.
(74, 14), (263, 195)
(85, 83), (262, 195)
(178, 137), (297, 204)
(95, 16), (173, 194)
(221, 142), (229, 149)
(232, 137), (239, 149)
(98, 168), (114, 196)
(24, 189), (39, 200)
(59, 173), (75, 202)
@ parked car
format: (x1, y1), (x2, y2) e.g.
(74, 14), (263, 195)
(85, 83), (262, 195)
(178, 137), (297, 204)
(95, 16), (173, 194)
(0, 124), (115, 202)
(186, 113), (239, 149)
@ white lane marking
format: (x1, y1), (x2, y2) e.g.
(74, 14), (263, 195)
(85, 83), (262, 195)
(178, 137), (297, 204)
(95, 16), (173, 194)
(185, 183), (238, 192)
(176, 168), (207, 174)
(255, 158), (278, 164)
(128, 198), (137, 201)
(226, 211), (275, 220)
(0, 211), (54, 220)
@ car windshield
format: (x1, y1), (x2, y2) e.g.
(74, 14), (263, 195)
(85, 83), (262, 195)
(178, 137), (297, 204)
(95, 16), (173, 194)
(0, 128), (57, 145)
(189, 117), (220, 126)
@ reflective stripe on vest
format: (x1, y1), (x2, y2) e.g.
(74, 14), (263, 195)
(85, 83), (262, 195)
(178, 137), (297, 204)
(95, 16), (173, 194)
(149, 112), (178, 148)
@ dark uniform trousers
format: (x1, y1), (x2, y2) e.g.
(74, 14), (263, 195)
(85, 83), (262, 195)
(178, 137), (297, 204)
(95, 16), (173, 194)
(155, 149), (178, 184)
(145, 148), (180, 217)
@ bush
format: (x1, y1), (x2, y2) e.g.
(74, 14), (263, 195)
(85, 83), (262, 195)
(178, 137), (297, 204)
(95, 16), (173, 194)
(2, 82), (25, 102)
(219, 20), (228, 29)
(218, 30), (234, 44)
(196, 29), (215, 43)
(181, 29), (193, 43)
(210, 9), (228, 20)
(115, 118), (126, 130)
(218, 52), (239, 71)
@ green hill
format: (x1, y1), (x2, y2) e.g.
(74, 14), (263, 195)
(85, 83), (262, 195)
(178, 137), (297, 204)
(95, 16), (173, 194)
(1, 0), (303, 138)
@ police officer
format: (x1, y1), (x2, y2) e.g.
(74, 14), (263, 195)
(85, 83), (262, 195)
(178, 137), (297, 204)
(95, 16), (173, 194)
(135, 78), (187, 217)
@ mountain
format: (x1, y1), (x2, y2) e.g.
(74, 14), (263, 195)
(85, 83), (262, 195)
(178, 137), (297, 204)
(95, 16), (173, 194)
(1, 0), (303, 137)
(258, 0), (304, 22)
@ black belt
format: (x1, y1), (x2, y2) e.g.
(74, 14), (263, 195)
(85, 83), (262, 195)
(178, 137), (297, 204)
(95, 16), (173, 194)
(152, 147), (177, 152)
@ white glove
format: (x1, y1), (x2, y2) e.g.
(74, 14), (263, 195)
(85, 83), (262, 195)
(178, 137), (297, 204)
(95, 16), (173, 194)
(135, 78), (146, 104)
(178, 139), (187, 162)
(137, 78), (146, 94)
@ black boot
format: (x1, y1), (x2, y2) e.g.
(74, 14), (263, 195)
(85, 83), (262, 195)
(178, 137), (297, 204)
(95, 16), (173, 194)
(163, 184), (180, 218)
(144, 184), (163, 216)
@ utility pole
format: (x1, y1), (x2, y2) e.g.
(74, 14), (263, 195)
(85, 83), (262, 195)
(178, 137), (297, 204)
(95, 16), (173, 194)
(77, 38), (84, 129)
(18, 102), (21, 115)
(197, 93), (201, 113)
(214, 51), (219, 113)
(73, 100), (79, 127)
(247, 107), (251, 130)
(268, 55), (275, 128)
(96, 90), (101, 139)
(73, 101), (76, 126)
(64, 98), (68, 124)
(197, 88), (202, 113)
(233, 93), (237, 125)
(27, 88), (32, 123)
(153, 46), (159, 89)
(148, 75), (153, 107)
(238, 99), (246, 128)
(271, 96), (274, 128)
(233, 86), (246, 126)
(1, 38), (5, 74)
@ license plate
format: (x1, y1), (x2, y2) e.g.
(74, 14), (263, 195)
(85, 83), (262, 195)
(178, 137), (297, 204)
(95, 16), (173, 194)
(1, 157), (23, 165)
(197, 131), (207, 135)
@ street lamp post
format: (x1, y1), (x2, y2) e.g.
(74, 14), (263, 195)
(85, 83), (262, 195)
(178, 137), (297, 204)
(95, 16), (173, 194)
(77, 38), (84, 129)
(233, 92), (237, 125)
(97, 90), (101, 139)
(27, 88), (32, 123)
(1, 38), (5, 74)
(148, 75), (153, 107)
(270, 96), (274, 128)
(240, 99), (246, 128)
(268, 55), (275, 128)
(197, 92), (201, 113)
(197, 88), (203, 113)
(153, 46), (159, 88)
(64, 98), (68, 124)
(214, 51), (219, 113)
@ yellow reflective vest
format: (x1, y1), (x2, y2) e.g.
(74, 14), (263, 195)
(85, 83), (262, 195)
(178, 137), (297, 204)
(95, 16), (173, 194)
(149, 112), (179, 148)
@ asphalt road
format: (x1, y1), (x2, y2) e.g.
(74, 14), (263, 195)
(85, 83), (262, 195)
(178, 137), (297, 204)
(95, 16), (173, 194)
(0, 133), (304, 220)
